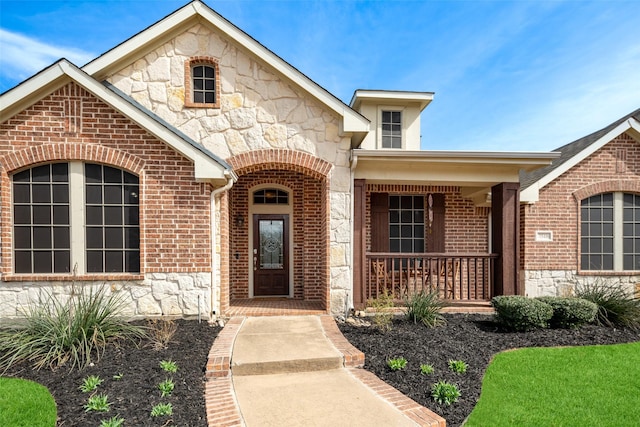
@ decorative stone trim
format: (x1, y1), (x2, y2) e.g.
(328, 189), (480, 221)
(572, 180), (640, 201)
(184, 56), (221, 109)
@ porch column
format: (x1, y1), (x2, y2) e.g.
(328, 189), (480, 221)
(491, 182), (520, 296)
(353, 179), (366, 308)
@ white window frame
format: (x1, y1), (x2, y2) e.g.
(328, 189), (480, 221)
(378, 107), (405, 149)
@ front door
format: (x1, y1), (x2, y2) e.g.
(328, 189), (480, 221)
(253, 214), (289, 296)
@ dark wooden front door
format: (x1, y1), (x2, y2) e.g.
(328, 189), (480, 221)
(253, 214), (289, 296)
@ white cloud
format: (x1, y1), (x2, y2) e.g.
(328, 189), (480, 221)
(0, 29), (95, 84)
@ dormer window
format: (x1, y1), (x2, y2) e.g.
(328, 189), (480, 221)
(184, 57), (220, 108)
(381, 111), (402, 148)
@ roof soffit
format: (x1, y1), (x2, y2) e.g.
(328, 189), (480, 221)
(82, 1), (369, 135)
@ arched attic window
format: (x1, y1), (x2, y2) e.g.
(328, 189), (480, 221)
(184, 57), (220, 108)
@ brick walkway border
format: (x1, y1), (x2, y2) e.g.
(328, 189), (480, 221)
(204, 315), (446, 427)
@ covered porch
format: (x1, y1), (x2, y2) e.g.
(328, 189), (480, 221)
(352, 150), (556, 308)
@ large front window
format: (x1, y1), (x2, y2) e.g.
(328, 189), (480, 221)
(389, 195), (424, 253)
(12, 163), (140, 274)
(581, 192), (640, 271)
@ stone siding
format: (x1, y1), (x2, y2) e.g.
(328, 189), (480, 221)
(106, 23), (352, 314)
(523, 269), (640, 298)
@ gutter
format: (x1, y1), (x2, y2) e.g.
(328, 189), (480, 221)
(210, 170), (235, 319)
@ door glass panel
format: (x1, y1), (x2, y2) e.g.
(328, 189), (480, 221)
(259, 220), (284, 269)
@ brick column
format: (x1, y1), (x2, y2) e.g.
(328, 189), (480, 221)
(491, 182), (520, 296)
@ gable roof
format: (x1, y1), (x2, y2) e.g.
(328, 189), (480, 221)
(0, 59), (235, 184)
(520, 108), (640, 202)
(82, 0), (369, 140)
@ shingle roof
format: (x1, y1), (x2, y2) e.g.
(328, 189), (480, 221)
(520, 107), (640, 190)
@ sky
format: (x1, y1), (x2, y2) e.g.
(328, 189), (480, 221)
(1, 0), (639, 152)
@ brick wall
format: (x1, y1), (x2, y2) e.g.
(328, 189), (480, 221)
(365, 184), (490, 253)
(0, 83), (212, 280)
(522, 133), (640, 271)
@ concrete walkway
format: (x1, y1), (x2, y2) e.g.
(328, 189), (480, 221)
(205, 315), (445, 427)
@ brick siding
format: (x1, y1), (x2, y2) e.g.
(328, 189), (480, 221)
(521, 133), (640, 271)
(0, 83), (212, 280)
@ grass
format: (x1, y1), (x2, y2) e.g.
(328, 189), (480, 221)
(0, 377), (57, 427)
(466, 342), (640, 426)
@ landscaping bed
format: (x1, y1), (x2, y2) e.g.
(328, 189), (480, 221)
(1, 319), (219, 427)
(339, 313), (640, 427)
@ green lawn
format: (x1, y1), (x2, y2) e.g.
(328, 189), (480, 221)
(0, 377), (57, 427)
(466, 342), (640, 426)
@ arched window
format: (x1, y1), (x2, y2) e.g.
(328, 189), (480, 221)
(581, 192), (640, 271)
(185, 57), (220, 108)
(253, 189), (289, 205)
(12, 162), (140, 274)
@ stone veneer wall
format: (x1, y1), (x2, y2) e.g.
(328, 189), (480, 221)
(521, 133), (640, 297)
(0, 273), (212, 319)
(106, 23), (353, 314)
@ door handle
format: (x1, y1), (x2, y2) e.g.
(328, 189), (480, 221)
(253, 256), (257, 271)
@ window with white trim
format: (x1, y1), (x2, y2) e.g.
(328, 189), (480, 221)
(580, 192), (640, 271)
(381, 111), (402, 148)
(12, 162), (140, 274)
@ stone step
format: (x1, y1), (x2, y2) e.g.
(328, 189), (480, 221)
(230, 316), (344, 376)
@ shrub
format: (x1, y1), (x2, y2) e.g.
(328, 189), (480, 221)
(431, 380), (461, 405)
(420, 363), (434, 375)
(0, 284), (145, 372)
(367, 289), (395, 331)
(575, 281), (640, 328)
(100, 416), (125, 427)
(387, 357), (408, 371)
(159, 359), (178, 373)
(79, 375), (103, 393)
(491, 296), (553, 331)
(536, 296), (597, 329)
(158, 378), (175, 397)
(448, 359), (468, 374)
(84, 393), (110, 412)
(406, 291), (446, 328)
(146, 319), (177, 350)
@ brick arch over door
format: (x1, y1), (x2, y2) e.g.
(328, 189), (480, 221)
(227, 149), (333, 180)
(223, 150), (331, 313)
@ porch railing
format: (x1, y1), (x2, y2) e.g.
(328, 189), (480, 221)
(365, 253), (498, 302)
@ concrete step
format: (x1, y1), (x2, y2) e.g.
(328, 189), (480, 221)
(231, 316), (344, 376)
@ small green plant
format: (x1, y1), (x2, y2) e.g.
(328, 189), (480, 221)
(151, 402), (173, 417)
(448, 359), (468, 374)
(431, 380), (461, 405)
(100, 416), (125, 427)
(367, 289), (395, 331)
(158, 378), (175, 397)
(112, 373), (123, 380)
(387, 357), (408, 371)
(420, 363), (434, 375)
(79, 375), (103, 393)
(405, 291), (446, 327)
(160, 359), (178, 373)
(84, 393), (110, 412)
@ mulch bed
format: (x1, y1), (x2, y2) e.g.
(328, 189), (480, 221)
(1, 319), (219, 427)
(339, 313), (640, 427)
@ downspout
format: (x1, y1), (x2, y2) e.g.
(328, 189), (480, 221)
(347, 150), (359, 315)
(210, 170), (235, 320)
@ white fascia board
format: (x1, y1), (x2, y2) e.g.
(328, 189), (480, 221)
(528, 118), (640, 195)
(520, 185), (540, 204)
(354, 149), (559, 166)
(350, 90), (434, 111)
(82, 1), (368, 134)
(1, 60), (228, 181)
